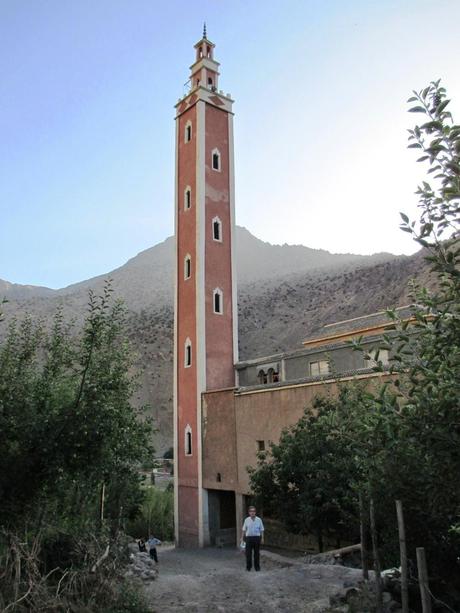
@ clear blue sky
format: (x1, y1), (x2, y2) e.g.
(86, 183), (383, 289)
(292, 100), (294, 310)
(1, 0), (459, 288)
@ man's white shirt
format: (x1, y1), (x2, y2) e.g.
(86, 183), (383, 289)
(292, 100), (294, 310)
(243, 516), (264, 537)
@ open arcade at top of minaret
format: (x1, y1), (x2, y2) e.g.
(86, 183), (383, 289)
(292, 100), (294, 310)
(173, 28), (238, 547)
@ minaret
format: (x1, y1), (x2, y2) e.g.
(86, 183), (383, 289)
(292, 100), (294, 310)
(173, 30), (238, 547)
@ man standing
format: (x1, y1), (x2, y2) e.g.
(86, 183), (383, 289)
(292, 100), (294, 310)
(241, 506), (264, 571)
(147, 534), (161, 563)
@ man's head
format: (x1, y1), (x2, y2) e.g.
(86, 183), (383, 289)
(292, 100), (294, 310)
(248, 506), (256, 516)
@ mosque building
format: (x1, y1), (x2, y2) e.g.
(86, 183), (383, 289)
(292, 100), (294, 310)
(173, 30), (403, 548)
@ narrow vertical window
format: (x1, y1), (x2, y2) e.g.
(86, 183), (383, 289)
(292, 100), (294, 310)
(185, 121), (192, 143)
(184, 254), (191, 280)
(212, 217), (222, 241)
(213, 288), (223, 314)
(211, 148), (221, 171)
(184, 338), (192, 367)
(184, 186), (191, 210)
(185, 425), (192, 455)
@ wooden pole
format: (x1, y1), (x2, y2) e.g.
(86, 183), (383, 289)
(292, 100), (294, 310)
(359, 493), (369, 580)
(416, 547), (432, 613)
(370, 498), (383, 613)
(99, 482), (106, 524)
(396, 500), (409, 613)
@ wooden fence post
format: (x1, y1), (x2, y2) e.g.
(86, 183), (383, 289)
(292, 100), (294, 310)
(416, 547), (432, 613)
(359, 493), (369, 580)
(370, 498), (383, 613)
(99, 482), (106, 524)
(396, 500), (409, 613)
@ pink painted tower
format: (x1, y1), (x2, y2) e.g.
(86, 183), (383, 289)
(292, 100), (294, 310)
(173, 27), (238, 547)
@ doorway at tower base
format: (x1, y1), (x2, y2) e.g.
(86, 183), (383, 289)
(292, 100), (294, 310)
(207, 489), (236, 546)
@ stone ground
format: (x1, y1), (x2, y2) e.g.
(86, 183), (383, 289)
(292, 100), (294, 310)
(143, 545), (368, 613)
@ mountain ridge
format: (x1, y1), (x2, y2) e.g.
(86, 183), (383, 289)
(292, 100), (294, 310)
(0, 226), (429, 453)
(1, 226), (404, 300)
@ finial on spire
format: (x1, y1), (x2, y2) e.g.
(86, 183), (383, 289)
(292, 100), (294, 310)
(203, 22), (207, 39)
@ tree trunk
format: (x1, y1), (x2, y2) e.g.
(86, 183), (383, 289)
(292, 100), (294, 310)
(396, 500), (409, 613)
(359, 493), (369, 580)
(370, 498), (383, 613)
(317, 528), (323, 553)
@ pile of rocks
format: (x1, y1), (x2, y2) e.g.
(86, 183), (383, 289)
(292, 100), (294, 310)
(305, 544), (362, 568)
(125, 543), (158, 582)
(328, 582), (402, 613)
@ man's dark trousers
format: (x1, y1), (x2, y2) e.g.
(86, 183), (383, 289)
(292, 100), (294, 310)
(245, 536), (261, 571)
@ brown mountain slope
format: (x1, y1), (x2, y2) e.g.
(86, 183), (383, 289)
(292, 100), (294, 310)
(0, 229), (429, 453)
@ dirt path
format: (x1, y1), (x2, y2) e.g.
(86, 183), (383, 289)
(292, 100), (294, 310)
(143, 546), (365, 612)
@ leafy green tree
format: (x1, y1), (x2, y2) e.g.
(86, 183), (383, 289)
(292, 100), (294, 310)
(249, 81), (459, 600)
(0, 284), (154, 530)
(250, 388), (366, 551)
(380, 79), (460, 586)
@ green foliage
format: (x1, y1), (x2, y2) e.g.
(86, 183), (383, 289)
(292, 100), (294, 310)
(250, 389), (361, 551)
(163, 446), (174, 459)
(249, 81), (460, 600)
(0, 284), (154, 529)
(0, 283), (156, 610)
(127, 486), (174, 541)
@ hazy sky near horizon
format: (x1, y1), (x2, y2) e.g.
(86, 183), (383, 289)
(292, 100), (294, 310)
(1, 0), (459, 289)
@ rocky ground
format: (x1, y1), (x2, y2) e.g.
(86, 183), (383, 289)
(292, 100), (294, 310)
(129, 545), (396, 613)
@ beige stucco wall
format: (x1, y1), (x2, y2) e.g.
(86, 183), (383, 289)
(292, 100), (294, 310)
(202, 373), (395, 495)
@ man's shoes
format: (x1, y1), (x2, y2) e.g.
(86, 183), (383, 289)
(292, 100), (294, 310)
(255, 568), (260, 571)
(246, 568), (251, 571)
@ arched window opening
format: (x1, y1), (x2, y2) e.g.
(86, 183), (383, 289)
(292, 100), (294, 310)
(213, 288), (223, 314)
(212, 148), (221, 171)
(212, 217), (222, 241)
(267, 368), (280, 383)
(185, 121), (192, 143)
(208, 77), (213, 86)
(258, 370), (267, 385)
(184, 255), (191, 280)
(184, 338), (192, 368)
(206, 45), (211, 58)
(184, 186), (191, 210)
(185, 425), (192, 455)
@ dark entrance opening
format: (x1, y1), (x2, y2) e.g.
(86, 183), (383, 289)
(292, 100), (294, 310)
(207, 490), (236, 546)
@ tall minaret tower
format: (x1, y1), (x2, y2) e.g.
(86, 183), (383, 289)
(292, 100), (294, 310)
(173, 28), (238, 547)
